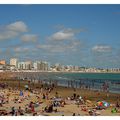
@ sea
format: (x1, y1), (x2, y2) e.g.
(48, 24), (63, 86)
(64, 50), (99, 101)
(15, 72), (120, 94)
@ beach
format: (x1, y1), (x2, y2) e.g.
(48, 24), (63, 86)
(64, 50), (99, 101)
(0, 79), (120, 116)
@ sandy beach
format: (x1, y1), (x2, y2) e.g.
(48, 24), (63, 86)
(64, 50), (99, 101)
(0, 79), (119, 116)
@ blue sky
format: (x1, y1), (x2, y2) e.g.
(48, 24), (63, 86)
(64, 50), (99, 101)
(0, 4), (120, 68)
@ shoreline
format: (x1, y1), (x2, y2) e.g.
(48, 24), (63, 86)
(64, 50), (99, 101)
(0, 71), (120, 94)
(0, 70), (120, 74)
(0, 79), (120, 99)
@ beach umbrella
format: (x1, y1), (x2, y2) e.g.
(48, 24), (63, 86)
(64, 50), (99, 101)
(97, 101), (103, 106)
(102, 101), (110, 107)
(97, 101), (110, 108)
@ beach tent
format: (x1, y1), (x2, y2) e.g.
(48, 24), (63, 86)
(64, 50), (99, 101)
(20, 91), (24, 96)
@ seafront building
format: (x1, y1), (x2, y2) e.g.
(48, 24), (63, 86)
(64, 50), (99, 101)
(17, 62), (25, 70)
(33, 61), (50, 71)
(10, 58), (18, 67)
(0, 60), (6, 65)
(0, 64), (5, 71)
(0, 58), (120, 72)
(18, 61), (32, 70)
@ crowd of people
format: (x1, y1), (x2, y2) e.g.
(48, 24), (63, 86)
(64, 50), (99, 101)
(0, 81), (119, 116)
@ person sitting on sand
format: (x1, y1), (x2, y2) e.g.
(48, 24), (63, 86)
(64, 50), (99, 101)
(25, 106), (28, 113)
(48, 104), (53, 112)
(88, 109), (94, 116)
(81, 106), (88, 112)
(33, 112), (37, 116)
(116, 101), (120, 108)
(72, 113), (76, 116)
(31, 103), (35, 113)
(42, 93), (45, 99)
(29, 102), (33, 108)
(55, 92), (58, 98)
(0, 99), (2, 107)
(18, 99), (22, 103)
(15, 110), (18, 116)
(6, 96), (9, 103)
(11, 107), (15, 116)
(73, 93), (76, 100)
(46, 92), (49, 100)
(111, 107), (118, 113)
(44, 106), (48, 112)
(61, 101), (65, 107)
(44, 104), (53, 113)
(18, 106), (24, 115)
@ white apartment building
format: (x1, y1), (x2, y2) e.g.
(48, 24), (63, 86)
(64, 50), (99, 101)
(18, 61), (32, 70)
(10, 58), (18, 67)
(33, 61), (49, 71)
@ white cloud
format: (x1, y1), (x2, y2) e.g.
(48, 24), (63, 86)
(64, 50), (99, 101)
(0, 21), (28, 40)
(50, 31), (74, 41)
(48, 28), (82, 41)
(37, 27), (82, 53)
(7, 21), (28, 32)
(14, 47), (30, 53)
(37, 44), (51, 49)
(14, 46), (38, 54)
(37, 40), (80, 53)
(21, 34), (38, 42)
(0, 30), (19, 40)
(14, 47), (20, 52)
(92, 45), (112, 53)
(37, 44), (65, 52)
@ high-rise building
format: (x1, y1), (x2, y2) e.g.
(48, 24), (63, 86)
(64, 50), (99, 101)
(33, 62), (38, 70)
(33, 61), (49, 71)
(18, 62), (25, 70)
(18, 61), (32, 70)
(25, 61), (32, 70)
(0, 60), (6, 65)
(10, 58), (18, 67)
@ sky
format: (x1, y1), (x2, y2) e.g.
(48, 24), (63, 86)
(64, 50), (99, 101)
(0, 4), (120, 68)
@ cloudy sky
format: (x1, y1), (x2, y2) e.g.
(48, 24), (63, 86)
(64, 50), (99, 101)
(0, 4), (120, 68)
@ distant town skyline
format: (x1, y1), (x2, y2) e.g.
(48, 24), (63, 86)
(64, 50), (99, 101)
(0, 5), (120, 68)
(0, 57), (120, 73)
